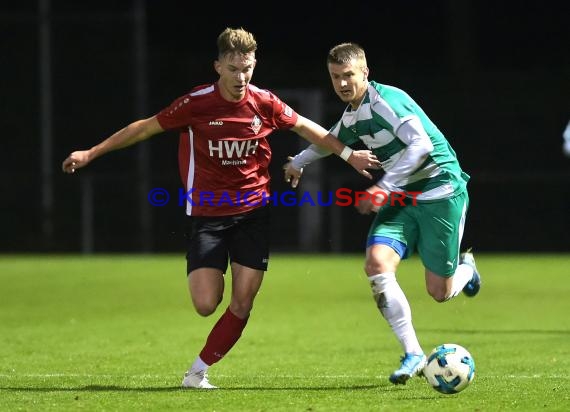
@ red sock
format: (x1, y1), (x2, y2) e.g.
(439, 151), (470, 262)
(199, 307), (249, 366)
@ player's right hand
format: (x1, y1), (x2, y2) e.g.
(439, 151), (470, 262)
(355, 185), (388, 215)
(62, 150), (90, 174)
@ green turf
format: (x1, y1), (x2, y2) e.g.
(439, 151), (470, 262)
(0, 254), (569, 411)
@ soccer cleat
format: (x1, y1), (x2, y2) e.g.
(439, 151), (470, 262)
(389, 353), (427, 385)
(460, 248), (481, 297)
(181, 369), (217, 389)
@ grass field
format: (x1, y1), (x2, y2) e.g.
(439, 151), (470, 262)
(1, 253), (569, 411)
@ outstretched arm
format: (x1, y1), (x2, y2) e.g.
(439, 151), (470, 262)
(62, 116), (163, 173)
(290, 114), (380, 179)
(283, 144), (330, 188)
(283, 146), (376, 188)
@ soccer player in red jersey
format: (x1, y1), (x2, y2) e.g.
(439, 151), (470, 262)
(62, 27), (380, 388)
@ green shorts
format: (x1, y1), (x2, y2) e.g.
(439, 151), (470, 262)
(367, 191), (469, 276)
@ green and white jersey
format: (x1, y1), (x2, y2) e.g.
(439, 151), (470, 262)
(293, 81), (470, 201)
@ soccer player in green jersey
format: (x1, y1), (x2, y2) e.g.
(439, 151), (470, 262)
(284, 42), (481, 385)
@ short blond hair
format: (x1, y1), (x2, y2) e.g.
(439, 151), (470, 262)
(327, 42), (367, 67)
(217, 27), (257, 58)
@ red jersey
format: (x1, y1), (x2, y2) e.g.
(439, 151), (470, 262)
(156, 83), (299, 216)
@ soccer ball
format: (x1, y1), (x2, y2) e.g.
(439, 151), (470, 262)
(423, 343), (475, 394)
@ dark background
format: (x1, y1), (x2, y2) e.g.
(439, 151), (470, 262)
(1, 0), (569, 254)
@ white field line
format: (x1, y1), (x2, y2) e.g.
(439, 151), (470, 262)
(0, 374), (568, 379)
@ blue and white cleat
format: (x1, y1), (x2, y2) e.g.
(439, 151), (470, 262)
(389, 353), (427, 385)
(461, 248), (481, 297)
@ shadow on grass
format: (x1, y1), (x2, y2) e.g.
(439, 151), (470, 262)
(1, 384), (382, 392)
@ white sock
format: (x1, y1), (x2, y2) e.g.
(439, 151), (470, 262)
(447, 264), (474, 299)
(369, 272), (423, 355)
(190, 356), (209, 373)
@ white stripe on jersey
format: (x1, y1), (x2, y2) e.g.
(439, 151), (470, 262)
(186, 128), (196, 216)
(190, 85), (214, 97)
(364, 129), (395, 148)
(382, 152), (443, 187)
(418, 184), (455, 200)
(369, 93), (402, 131)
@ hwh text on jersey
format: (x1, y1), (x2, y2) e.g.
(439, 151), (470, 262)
(209, 139), (259, 158)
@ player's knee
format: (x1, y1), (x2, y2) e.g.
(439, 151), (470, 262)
(365, 252), (399, 275)
(193, 299), (220, 317)
(431, 293), (448, 303)
(365, 260), (396, 276)
(426, 285), (450, 303)
(195, 305), (216, 317)
(364, 261), (376, 275)
(191, 288), (224, 316)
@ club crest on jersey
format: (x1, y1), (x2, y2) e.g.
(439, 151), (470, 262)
(251, 115), (262, 135)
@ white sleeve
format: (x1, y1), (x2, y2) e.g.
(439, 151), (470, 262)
(377, 116), (434, 191)
(290, 144), (332, 170)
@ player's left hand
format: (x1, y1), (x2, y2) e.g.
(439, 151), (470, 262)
(283, 156), (303, 188)
(347, 150), (382, 179)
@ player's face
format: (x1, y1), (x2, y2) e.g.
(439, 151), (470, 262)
(215, 52), (256, 102)
(328, 58), (369, 109)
